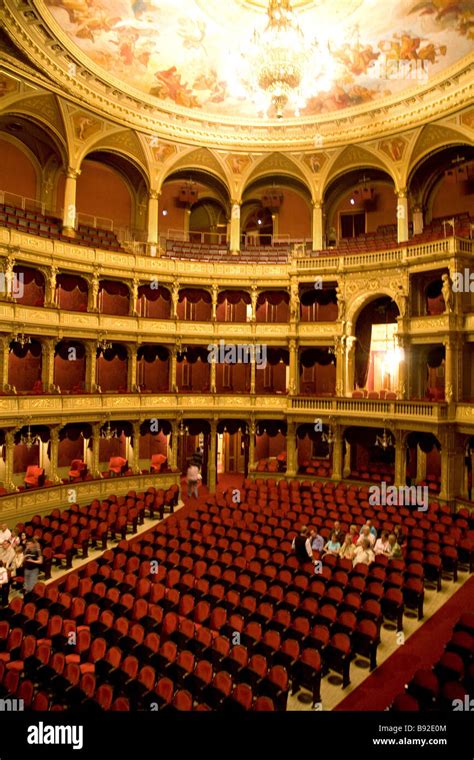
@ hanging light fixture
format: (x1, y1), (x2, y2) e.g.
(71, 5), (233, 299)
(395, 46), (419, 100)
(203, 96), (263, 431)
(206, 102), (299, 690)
(375, 428), (393, 450)
(178, 419), (189, 437)
(20, 425), (40, 450)
(11, 332), (31, 350)
(100, 420), (117, 440)
(236, 0), (338, 118)
(321, 426), (336, 446)
(97, 334), (112, 353)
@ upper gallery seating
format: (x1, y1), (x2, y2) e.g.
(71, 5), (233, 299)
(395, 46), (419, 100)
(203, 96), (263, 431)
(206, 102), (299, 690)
(391, 612), (474, 711)
(410, 213), (473, 244)
(0, 204), (124, 252)
(164, 239), (290, 263)
(0, 478), (470, 711)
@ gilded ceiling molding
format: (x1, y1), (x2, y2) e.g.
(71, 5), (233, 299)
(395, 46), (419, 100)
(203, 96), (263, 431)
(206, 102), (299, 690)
(1, 0), (473, 151)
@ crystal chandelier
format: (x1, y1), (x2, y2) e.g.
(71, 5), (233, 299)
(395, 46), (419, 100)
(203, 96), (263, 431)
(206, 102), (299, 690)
(101, 420), (117, 440)
(11, 332), (31, 350)
(321, 426), (336, 446)
(239, 0), (336, 118)
(97, 334), (112, 353)
(20, 425), (40, 450)
(376, 428), (393, 450)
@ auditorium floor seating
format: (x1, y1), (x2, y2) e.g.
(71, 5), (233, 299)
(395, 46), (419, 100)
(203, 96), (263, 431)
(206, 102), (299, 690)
(2, 477), (471, 711)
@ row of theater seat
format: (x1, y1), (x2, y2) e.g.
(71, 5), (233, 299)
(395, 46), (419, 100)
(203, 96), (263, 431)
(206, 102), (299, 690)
(6, 477), (472, 711)
(0, 204), (124, 252)
(391, 612), (474, 711)
(17, 485), (179, 578)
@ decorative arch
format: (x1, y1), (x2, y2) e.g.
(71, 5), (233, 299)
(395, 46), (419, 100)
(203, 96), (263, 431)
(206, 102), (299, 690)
(321, 145), (397, 200)
(77, 130), (150, 188)
(242, 152), (313, 200)
(160, 147), (232, 197)
(405, 124), (471, 187)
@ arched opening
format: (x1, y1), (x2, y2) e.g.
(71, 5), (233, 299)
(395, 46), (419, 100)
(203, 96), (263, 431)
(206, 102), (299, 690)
(8, 337), (42, 393)
(324, 168), (397, 251)
(297, 423), (332, 477)
(137, 284), (171, 319)
(176, 346), (210, 393)
(217, 420), (248, 478)
(177, 288), (212, 321)
(160, 169), (229, 248)
(241, 175), (312, 249)
(96, 344), (128, 393)
(59, 423), (92, 481)
(216, 290), (251, 323)
(97, 420), (132, 477)
(56, 273), (88, 312)
(352, 296), (400, 397)
(409, 144), (474, 240)
(299, 283), (338, 323)
(345, 426), (395, 485)
(406, 432), (441, 493)
(139, 419), (171, 474)
(256, 290), (289, 323)
(13, 266), (45, 307)
(54, 340), (86, 393)
(137, 345), (170, 393)
(254, 420), (287, 473)
(299, 348), (336, 396)
(98, 280), (130, 316)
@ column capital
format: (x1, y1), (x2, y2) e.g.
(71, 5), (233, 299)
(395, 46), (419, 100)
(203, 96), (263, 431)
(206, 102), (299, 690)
(312, 200), (324, 210)
(149, 189), (160, 201)
(397, 187), (407, 198)
(66, 167), (81, 180)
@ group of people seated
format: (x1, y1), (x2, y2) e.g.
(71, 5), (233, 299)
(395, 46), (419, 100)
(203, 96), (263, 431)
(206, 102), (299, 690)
(0, 522), (43, 605)
(292, 520), (404, 568)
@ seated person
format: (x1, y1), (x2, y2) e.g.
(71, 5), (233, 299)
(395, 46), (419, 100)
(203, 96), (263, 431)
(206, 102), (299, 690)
(292, 526), (314, 565)
(323, 531), (341, 557)
(332, 520), (345, 545)
(357, 525), (376, 548)
(374, 530), (391, 556)
(349, 524), (359, 545)
(393, 525), (406, 546)
(339, 533), (355, 561)
(359, 519), (377, 538)
(388, 532), (403, 559)
(311, 527), (324, 554)
(353, 538), (375, 567)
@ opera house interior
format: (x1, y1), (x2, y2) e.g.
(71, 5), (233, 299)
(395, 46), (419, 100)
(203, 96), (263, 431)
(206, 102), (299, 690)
(0, 0), (472, 720)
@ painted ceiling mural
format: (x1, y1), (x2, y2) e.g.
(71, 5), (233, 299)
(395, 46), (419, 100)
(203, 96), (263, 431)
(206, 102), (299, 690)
(42, 0), (474, 119)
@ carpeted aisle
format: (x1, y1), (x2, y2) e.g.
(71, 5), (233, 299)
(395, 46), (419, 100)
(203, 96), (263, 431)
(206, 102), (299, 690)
(335, 575), (474, 711)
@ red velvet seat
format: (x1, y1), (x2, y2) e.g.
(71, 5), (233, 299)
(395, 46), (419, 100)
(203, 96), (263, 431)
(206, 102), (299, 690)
(109, 457), (128, 477)
(24, 465), (45, 489)
(68, 459), (88, 481)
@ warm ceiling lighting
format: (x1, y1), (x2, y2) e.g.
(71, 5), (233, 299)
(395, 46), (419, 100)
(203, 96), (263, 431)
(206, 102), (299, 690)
(236, 0), (337, 118)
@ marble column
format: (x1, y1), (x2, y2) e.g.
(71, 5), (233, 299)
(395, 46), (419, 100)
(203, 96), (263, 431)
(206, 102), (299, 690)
(396, 189), (409, 244)
(147, 190), (159, 245)
(312, 201), (324, 251)
(62, 168), (81, 235)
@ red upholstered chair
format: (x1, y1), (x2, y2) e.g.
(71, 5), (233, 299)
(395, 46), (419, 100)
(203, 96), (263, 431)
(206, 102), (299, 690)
(24, 466), (45, 489)
(109, 457), (128, 477)
(150, 454), (167, 473)
(68, 460), (88, 481)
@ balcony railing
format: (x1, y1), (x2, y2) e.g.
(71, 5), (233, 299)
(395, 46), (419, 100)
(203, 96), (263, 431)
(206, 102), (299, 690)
(290, 396), (448, 420)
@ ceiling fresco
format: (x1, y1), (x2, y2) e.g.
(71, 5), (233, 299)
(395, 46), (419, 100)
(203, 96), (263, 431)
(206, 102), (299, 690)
(41, 0), (474, 119)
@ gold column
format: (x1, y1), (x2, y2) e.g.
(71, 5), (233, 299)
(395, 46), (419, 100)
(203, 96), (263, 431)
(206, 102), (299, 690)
(248, 418), (256, 474)
(439, 428), (464, 502)
(169, 346), (178, 392)
(210, 354), (216, 393)
(41, 338), (55, 392)
(396, 189), (409, 244)
(4, 430), (17, 492)
(397, 335), (408, 400)
(127, 346), (138, 392)
(132, 420), (141, 474)
(229, 202), (241, 254)
(286, 421), (297, 477)
(49, 426), (61, 484)
(85, 342), (98, 393)
(312, 201), (324, 251)
(147, 190), (160, 244)
(130, 276), (139, 317)
(444, 337), (459, 403)
(0, 336), (10, 391)
(331, 424), (343, 481)
(92, 422), (101, 478)
(211, 284), (218, 321)
(288, 338), (298, 396)
(343, 440), (351, 478)
(335, 336), (344, 396)
(345, 336), (357, 395)
(62, 167), (81, 235)
(169, 420), (179, 470)
(394, 429), (407, 488)
(208, 419), (217, 493)
(250, 351), (256, 394)
(416, 445), (427, 484)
